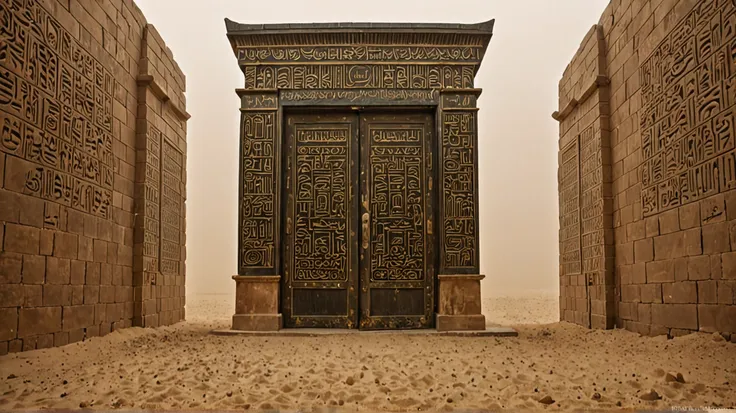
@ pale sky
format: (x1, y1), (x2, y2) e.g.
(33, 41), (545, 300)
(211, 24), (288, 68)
(134, 0), (610, 297)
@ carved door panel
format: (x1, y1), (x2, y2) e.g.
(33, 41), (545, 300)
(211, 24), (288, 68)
(282, 113), (360, 328)
(359, 113), (435, 329)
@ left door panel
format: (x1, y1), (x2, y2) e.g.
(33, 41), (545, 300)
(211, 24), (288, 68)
(282, 113), (360, 328)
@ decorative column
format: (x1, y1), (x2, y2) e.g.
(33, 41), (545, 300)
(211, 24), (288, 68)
(436, 89), (486, 331)
(231, 89), (282, 331)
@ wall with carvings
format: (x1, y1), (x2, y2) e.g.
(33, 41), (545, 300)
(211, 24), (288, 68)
(0, 0), (188, 354)
(555, 0), (736, 338)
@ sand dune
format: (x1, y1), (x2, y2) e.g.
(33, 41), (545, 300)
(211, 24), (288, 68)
(0, 293), (734, 411)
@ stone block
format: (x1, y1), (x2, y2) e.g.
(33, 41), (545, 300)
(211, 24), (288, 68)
(93, 239), (108, 263)
(698, 280), (718, 304)
(699, 305), (736, 333)
(723, 252), (736, 279)
(63, 305), (96, 331)
(658, 209), (680, 234)
(651, 304), (697, 330)
(39, 230), (54, 255)
(0, 252), (23, 284)
(86, 262), (101, 284)
(54, 332), (69, 347)
(634, 238), (654, 262)
(674, 257), (688, 281)
(0, 308), (18, 341)
(22, 254), (46, 284)
(637, 303), (652, 324)
(438, 274), (484, 315)
(43, 285), (70, 306)
(24, 285), (43, 307)
(18, 307), (62, 338)
(621, 285), (641, 302)
(701, 195), (727, 225)
(72, 285), (85, 305)
(4, 223), (40, 255)
(662, 282), (697, 304)
(718, 281), (735, 305)
(36, 334), (54, 349)
(703, 222), (731, 254)
(53, 232), (79, 259)
(232, 314), (283, 331)
(84, 285), (100, 304)
(46, 257), (71, 284)
(646, 260), (674, 282)
(100, 285), (116, 303)
(233, 275), (280, 315)
(645, 216), (659, 237)
(688, 256), (711, 280)
(70, 260), (86, 284)
(0, 285), (24, 308)
(632, 262), (647, 283)
(78, 236), (94, 261)
(679, 203), (700, 229)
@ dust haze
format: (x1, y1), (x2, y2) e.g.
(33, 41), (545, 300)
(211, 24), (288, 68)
(133, 0), (609, 298)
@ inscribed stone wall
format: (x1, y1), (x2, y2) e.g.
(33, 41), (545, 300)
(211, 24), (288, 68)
(556, 0), (736, 338)
(0, 0), (188, 354)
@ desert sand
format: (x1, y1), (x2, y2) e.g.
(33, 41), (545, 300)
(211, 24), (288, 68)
(0, 293), (734, 412)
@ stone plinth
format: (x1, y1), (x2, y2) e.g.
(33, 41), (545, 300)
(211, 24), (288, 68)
(436, 274), (486, 331)
(232, 276), (282, 331)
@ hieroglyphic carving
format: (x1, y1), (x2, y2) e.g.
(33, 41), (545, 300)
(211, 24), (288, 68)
(240, 93), (278, 110)
(237, 46), (483, 64)
(639, 0), (736, 216)
(240, 112), (276, 269)
(579, 126), (604, 275)
(441, 94), (477, 109)
(280, 89), (439, 105)
(160, 139), (183, 276)
(0, 0), (115, 219)
(370, 130), (425, 281)
(244, 64), (475, 90)
(441, 112), (477, 269)
(292, 127), (350, 281)
(559, 138), (581, 276)
(142, 125), (161, 273)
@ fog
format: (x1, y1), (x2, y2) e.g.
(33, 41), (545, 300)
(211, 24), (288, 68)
(134, 0), (609, 297)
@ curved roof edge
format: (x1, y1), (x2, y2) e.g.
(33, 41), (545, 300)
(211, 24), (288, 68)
(224, 18), (495, 35)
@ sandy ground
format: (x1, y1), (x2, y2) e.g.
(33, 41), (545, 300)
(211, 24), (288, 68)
(0, 293), (735, 412)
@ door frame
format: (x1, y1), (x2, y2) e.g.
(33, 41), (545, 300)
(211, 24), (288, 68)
(280, 106), (438, 329)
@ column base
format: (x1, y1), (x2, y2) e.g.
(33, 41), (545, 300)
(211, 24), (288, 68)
(436, 274), (486, 331)
(232, 314), (282, 331)
(231, 275), (282, 331)
(436, 314), (486, 331)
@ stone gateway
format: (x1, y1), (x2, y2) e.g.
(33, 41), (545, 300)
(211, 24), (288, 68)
(225, 20), (494, 331)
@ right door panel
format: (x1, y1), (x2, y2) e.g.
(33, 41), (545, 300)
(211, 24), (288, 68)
(359, 112), (435, 329)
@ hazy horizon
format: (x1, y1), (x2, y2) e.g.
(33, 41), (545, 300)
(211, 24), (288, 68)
(133, 0), (610, 298)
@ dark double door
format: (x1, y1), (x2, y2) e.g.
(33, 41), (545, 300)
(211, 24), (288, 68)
(281, 111), (435, 329)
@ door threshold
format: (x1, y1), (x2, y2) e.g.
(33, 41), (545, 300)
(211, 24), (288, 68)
(210, 327), (517, 337)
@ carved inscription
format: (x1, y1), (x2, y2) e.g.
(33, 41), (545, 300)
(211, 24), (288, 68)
(639, 0), (736, 216)
(142, 125), (162, 272)
(240, 112), (276, 269)
(369, 128), (426, 281)
(0, 0), (115, 219)
(280, 89), (438, 105)
(441, 112), (477, 269)
(441, 94), (477, 108)
(240, 93), (278, 110)
(579, 126), (604, 275)
(161, 139), (183, 276)
(293, 127), (350, 281)
(245, 65), (475, 90)
(237, 46), (483, 63)
(559, 138), (581, 276)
